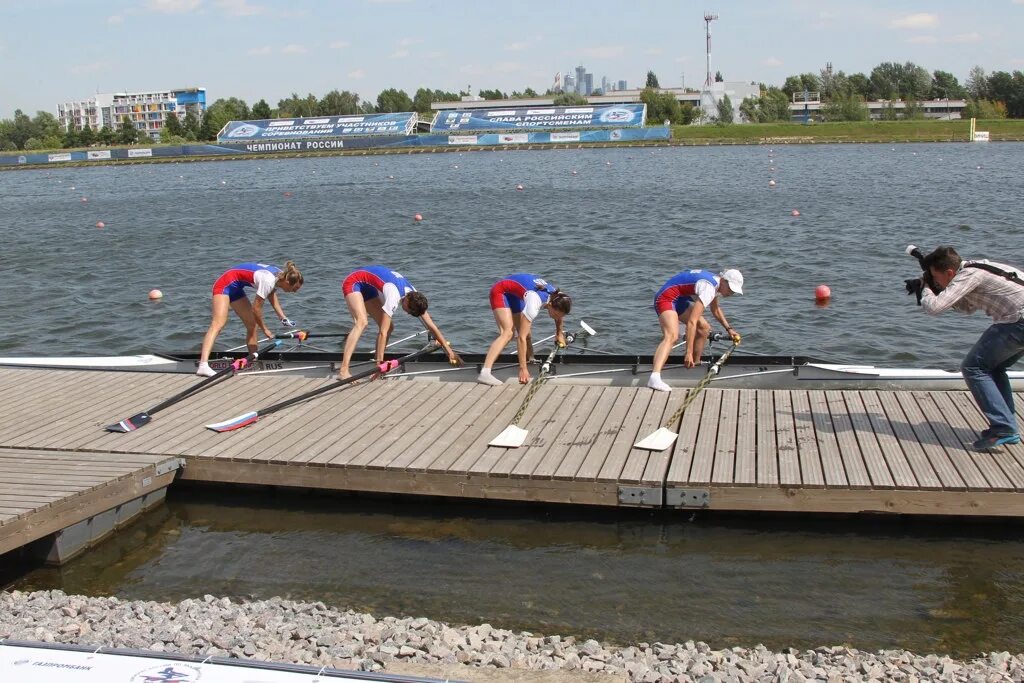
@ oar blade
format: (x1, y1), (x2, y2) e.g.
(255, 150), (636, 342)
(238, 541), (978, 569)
(205, 411), (259, 433)
(580, 320), (597, 336)
(104, 412), (151, 433)
(633, 426), (678, 452)
(489, 424), (530, 448)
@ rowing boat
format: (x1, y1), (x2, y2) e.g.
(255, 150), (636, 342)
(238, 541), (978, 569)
(1, 347), (1019, 391)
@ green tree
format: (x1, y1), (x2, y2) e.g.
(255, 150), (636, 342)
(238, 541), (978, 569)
(930, 70), (967, 100)
(846, 73), (872, 99)
(32, 112), (62, 141)
(0, 140), (16, 152)
(715, 93), (734, 124)
(902, 99), (925, 119)
(62, 126), (79, 148)
(10, 110), (34, 149)
(277, 92), (318, 117)
(118, 116), (138, 144)
(164, 112), (184, 137)
(197, 114), (218, 141)
(879, 102), (898, 121)
(639, 87), (683, 124)
(645, 70), (660, 89)
(987, 71), (1024, 118)
(182, 111), (200, 137)
(376, 88), (414, 112)
(203, 97), (251, 136)
(478, 88), (506, 100)
(821, 93), (869, 121)
(23, 137), (42, 150)
(966, 66), (988, 100)
(553, 92), (589, 106)
(739, 87), (790, 122)
(318, 90), (361, 115)
(251, 99), (272, 119)
(79, 122), (96, 146)
(360, 100), (377, 114)
(714, 70), (724, 83)
(522, 87), (538, 98)
(97, 126), (116, 144)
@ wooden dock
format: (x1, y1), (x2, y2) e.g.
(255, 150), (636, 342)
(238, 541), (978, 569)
(1, 365), (1024, 547)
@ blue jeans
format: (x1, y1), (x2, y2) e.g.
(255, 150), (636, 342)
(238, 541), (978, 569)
(961, 319), (1024, 435)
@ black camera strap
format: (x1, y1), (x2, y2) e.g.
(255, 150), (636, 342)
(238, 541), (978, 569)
(965, 261), (1024, 288)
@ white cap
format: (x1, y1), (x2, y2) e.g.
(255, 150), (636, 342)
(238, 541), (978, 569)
(720, 269), (744, 295)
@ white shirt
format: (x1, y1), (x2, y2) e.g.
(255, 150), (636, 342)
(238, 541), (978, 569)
(252, 269), (277, 299)
(380, 281), (415, 317)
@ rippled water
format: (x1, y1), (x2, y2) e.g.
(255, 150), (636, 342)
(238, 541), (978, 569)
(1, 143), (1022, 366)
(8, 487), (1024, 657)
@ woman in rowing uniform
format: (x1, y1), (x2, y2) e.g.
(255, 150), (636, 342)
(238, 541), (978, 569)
(339, 265), (462, 379)
(648, 268), (743, 392)
(196, 261), (304, 377)
(477, 273), (572, 386)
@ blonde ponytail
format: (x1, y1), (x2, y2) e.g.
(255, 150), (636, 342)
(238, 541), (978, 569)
(277, 260), (304, 287)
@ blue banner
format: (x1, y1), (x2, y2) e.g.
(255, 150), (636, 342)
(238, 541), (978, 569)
(431, 104), (646, 132)
(218, 114), (417, 142)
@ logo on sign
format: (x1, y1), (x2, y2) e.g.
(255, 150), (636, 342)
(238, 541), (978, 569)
(599, 108), (635, 124)
(131, 663), (202, 682)
(227, 124), (261, 138)
(610, 129), (623, 140)
(17, 156), (26, 164)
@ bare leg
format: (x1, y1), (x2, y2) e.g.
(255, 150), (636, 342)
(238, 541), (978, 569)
(340, 292), (369, 379)
(230, 297), (259, 356)
(479, 308), (514, 385)
(197, 295), (232, 375)
(648, 310), (679, 391)
(691, 317), (712, 362)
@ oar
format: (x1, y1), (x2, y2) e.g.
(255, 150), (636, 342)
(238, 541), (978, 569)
(488, 321), (597, 449)
(227, 329), (351, 351)
(205, 342), (441, 433)
(105, 339), (283, 433)
(633, 342), (738, 451)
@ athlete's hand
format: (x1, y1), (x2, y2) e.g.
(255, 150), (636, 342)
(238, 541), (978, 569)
(280, 317), (297, 327)
(447, 350), (465, 367)
(556, 332), (567, 348)
(684, 353), (697, 369)
(262, 329), (276, 340)
(727, 327), (741, 345)
(518, 368), (531, 384)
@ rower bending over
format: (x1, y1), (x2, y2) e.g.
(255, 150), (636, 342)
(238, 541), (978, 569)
(478, 273), (572, 386)
(648, 269), (743, 392)
(196, 261), (304, 377)
(339, 265), (461, 379)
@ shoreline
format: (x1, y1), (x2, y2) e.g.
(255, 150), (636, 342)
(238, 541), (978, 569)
(2, 590), (1020, 682)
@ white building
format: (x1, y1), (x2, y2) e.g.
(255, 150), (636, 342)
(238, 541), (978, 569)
(57, 88), (207, 139)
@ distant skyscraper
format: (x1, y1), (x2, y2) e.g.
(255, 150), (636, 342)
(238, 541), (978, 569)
(563, 73), (576, 93)
(575, 65), (586, 95)
(583, 73), (594, 96)
(601, 76), (609, 93)
(617, 80), (627, 91)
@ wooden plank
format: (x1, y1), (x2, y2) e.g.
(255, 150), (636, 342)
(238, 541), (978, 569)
(688, 389), (722, 486)
(841, 391), (898, 489)
(808, 392), (848, 487)
(419, 384), (522, 473)
(711, 389), (739, 485)
(891, 392), (965, 490)
(664, 390), (706, 485)
(512, 385), (597, 479)
(619, 389), (674, 485)
(305, 382), (415, 465)
(596, 389), (655, 483)
(824, 391), (872, 489)
(755, 390), (779, 487)
(733, 390), (757, 486)
(875, 392), (942, 489)
(474, 385), (576, 477)
(351, 382), (460, 469)
(379, 384), (486, 470)
(640, 389), (691, 486)
(554, 387), (630, 481)
(532, 386), (606, 480)
(911, 391), (1001, 491)
(937, 391), (1024, 491)
(790, 391), (824, 488)
(324, 382), (446, 467)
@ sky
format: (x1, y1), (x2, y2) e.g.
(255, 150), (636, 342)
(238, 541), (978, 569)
(1, 0), (1023, 119)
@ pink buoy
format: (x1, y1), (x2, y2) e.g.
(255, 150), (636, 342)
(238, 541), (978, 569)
(95, 221), (105, 228)
(414, 213), (423, 222)
(791, 209), (800, 217)
(283, 191), (293, 197)
(80, 197), (88, 202)
(815, 284), (831, 301)
(571, 170), (578, 175)
(768, 180), (776, 187)
(148, 289), (163, 300)
(516, 184), (524, 191)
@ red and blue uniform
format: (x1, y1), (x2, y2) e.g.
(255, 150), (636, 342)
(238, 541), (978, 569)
(212, 262), (281, 302)
(342, 265), (416, 317)
(654, 269), (719, 315)
(489, 273), (556, 321)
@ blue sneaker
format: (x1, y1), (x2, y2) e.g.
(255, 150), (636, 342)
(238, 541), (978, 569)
(972, 433), (1021, 451)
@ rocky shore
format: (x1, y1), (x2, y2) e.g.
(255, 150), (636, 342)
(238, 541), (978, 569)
(1, 590), (1020, 682)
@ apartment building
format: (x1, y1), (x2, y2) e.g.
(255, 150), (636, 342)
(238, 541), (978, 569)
(57, 88), (207, 139)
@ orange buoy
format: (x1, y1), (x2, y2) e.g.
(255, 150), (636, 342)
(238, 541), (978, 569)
(283, 191), (293, 197)
(95, 221), (105, 228)
(815, 284), (831, 301)
(148, 289), (163, 300)
(414, 213), (423, 222)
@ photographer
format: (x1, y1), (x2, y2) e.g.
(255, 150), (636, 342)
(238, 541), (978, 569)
(908, 246), (1024, 450)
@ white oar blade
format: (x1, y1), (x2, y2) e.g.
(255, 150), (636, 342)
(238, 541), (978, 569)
(580, 320), (596, 336)
(205, 411), (259, 433)
(634, 427), (678, 451)
(489, 424), (529, 448)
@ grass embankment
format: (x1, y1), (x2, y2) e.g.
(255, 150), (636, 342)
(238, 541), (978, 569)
(670, 119), (1024, 144)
